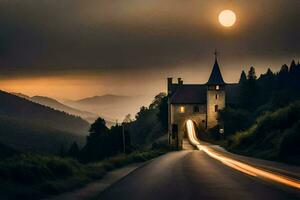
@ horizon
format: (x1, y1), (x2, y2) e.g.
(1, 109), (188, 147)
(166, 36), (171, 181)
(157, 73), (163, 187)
(0, 0), (299, 101)
(0, 57), (298, 101)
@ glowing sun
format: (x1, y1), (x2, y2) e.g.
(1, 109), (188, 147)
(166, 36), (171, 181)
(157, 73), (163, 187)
(218, 10), (236, 27)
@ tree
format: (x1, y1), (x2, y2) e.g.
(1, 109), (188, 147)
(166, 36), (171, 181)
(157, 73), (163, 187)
(149, 92), (166, 109)
(89, 118), (109, 137)
(157, 94), (168, 132)
(123, 114), (132, 123)
(239, 66), (260, 110)
(81, 117), (110, 162)
(289, 60), (296, 73)
(239, 70), (247, 84)
(247, 66), (257, 80)
(67, 142), (80, 158)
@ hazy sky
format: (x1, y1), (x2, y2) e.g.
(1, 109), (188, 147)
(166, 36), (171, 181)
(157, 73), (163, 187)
(0, 0), (299, 100)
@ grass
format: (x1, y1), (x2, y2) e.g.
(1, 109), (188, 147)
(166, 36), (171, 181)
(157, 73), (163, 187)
(226, 101), (300, 164)
(0, 150), (167, 199)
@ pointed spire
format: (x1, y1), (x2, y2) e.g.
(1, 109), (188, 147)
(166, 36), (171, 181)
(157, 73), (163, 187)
(207, 50), (225, 85)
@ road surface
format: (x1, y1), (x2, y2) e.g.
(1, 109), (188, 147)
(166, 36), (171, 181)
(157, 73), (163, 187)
(98, 150), (300, 200)
(99, 121), (299, 200)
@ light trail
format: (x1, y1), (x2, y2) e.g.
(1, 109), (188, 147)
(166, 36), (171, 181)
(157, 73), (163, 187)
(185, 119), (300, 190)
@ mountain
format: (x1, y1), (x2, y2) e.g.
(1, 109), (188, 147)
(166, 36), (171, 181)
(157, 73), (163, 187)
(31, 96), (98, 122)
(65, 94), (149, 122)
(0, 115), (85, 153)
(0, 90), (89, 153)
(12, 93), (98, 123)
(1, 91), (90, 135)
(11, 92), (30, 99)
(73, 94), (133, 105)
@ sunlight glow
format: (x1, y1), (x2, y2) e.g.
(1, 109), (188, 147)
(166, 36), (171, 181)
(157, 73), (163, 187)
(218, 10), (236, 27)
(186, 119), (300, 190)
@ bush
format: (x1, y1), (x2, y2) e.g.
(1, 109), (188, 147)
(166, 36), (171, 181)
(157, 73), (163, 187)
(227, 101), (300, 162)
(279, 121), (300, 159)
(218, 107), (252, 137)
(0, 154), (85, 184)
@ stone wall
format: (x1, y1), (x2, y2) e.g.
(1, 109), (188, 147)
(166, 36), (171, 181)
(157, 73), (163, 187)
(169, 104), (206, 149)
(206, 89), (225, 128)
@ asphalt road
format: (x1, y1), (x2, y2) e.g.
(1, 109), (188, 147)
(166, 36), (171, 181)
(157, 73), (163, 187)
(98, 150), (300, 200)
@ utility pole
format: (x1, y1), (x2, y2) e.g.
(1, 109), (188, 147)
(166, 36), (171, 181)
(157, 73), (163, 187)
(122, 123), (126, 153)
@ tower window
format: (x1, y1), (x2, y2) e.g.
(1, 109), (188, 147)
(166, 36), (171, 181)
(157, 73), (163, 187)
(215, 105), (219, 112)
(179, 106), (185, 113)
(215, 94), (218, 99)
(216, 85), (220, 90)
(194, 106), (199, 113)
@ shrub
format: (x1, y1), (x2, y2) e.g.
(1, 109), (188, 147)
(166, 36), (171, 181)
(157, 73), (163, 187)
(228, 101), (300, 162)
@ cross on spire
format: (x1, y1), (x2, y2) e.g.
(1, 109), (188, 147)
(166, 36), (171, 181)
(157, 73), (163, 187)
(214, 49), (219, 60)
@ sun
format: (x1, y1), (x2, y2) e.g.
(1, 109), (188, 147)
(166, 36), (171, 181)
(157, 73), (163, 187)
(218, 10), (236, 27)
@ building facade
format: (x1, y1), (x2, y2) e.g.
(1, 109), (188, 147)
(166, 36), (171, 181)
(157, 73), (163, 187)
(167, 56), (239, 150)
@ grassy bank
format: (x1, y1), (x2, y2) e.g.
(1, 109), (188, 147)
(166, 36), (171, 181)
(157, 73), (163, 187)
(0, 150), (167, 199)
(224, 102), (300, 165)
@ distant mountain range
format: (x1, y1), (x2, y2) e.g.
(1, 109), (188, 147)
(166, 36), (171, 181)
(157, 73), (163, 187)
(69, 94), (133, 105)
(12, 93), (99, 123)
(0, 91), (89, 153)
(65, 94), (149, 122)
(12, 92), (148, 125)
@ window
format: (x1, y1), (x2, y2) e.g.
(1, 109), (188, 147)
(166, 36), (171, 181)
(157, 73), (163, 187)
(215, 105), (218, 112)
(216, 85), (220, 90)
(194, 106), (199, 113)
(215, 94), (218, 99)
(179, 106), (185, 113)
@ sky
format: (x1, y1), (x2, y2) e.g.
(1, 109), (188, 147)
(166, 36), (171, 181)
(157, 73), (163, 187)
(0, 0), (299, 100)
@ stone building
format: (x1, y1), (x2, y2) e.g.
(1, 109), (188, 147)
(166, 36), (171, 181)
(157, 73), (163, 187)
(167, 55), (239, 149)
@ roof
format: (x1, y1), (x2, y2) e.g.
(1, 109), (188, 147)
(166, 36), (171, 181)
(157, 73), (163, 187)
(170, 84), (207, 104)
(170, 83), (240, 105)
(207, 59), (226, 85)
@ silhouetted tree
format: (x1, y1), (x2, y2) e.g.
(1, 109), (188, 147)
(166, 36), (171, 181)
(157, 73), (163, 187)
(80, 117), (110, 162)
(239, 70), (247, 84)
(247, 66), (257, 80)
(157, 94), (168, 132)
(239, 66), (260, 110)
(68, 142), (80, 158)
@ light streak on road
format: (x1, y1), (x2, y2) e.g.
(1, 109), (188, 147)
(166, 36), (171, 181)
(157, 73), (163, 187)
(185, 119), (300, 190)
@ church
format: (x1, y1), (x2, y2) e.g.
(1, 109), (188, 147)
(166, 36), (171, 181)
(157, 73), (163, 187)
(167, 54), (239, 150)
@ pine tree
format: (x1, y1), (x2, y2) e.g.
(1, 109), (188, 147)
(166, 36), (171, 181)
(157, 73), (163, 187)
(239, 66), (260, 110)
(239, 70), (247, 84)
(68, 142), (80, 158)
(247, 66), (257, 80)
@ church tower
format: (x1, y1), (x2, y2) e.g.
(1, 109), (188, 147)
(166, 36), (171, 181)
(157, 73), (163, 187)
(206, 52), (226, 128)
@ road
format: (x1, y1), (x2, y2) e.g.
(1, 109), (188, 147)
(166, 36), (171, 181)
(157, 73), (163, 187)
(98, 120), (300, 200)
(99, 150), (300, 200)
(98, 149), (300, 200)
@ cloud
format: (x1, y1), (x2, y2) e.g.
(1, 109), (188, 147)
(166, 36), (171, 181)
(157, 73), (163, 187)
(0, 0), (298, 78)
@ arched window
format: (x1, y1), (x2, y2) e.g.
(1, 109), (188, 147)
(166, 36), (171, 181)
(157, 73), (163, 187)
(215, 105), (218, 112)
(216, 85), (220, 90)
(194, 106), (199, 113)
(215, 94), (218, 99)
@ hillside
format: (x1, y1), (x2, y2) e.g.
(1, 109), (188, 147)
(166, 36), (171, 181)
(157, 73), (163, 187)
(12, 93), (98, 123)
(0, 141), (17, 159)
(228, 101), (300, 164)
(0, 91), (88, 153)
(31, 96), (98, 122)
(0, 91), (90, 135)
(0, 116), (85, 153)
